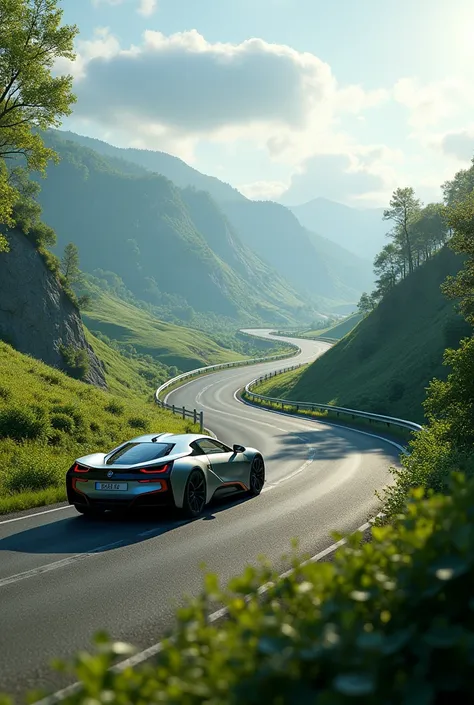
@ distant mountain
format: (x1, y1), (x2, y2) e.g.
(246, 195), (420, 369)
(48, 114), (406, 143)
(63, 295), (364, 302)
(219, 199), (374, 306)
(289, 197), (386, 261)
(54, 130), (246, 205)
(51, 130), (374, 308)
(37, 132), (312, 326)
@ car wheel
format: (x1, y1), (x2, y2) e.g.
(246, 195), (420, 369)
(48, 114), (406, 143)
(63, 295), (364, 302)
(182, 469), (207, 518)
(74, 504), (105, 518)
(248, 455), (265, 496)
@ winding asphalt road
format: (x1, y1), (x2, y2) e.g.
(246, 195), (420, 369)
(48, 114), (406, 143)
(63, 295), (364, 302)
(0, 331), (401, 701)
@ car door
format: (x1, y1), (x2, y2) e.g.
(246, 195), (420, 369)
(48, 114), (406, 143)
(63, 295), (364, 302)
(195, 439), (247, 485)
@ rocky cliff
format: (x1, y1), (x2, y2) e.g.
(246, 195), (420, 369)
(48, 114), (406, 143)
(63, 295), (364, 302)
(0, 230), (106, 387)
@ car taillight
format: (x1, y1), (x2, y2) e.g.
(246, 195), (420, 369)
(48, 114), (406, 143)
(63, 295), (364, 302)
(139, 463), (171, 474)
(73, 464), (89, 473)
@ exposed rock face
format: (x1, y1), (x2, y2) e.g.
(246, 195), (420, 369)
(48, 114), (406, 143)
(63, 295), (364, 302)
(0, 230), (106, 388)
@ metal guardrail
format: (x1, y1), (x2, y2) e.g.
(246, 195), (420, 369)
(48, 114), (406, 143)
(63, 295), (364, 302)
(243, 368), (423, 434)
(154, 336), (302, 431)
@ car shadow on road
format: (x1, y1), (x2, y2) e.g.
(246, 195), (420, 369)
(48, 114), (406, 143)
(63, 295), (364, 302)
(0, 491), (255, 557)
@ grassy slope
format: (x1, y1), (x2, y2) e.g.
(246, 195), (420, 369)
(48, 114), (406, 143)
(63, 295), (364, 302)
(82, 291), (246, 371)
(255, 247), (471, 423)
(297, 313), (363, 340)
(0, 342), (198, 514)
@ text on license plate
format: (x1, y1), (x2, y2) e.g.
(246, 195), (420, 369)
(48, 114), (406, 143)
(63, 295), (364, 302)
(95, 482), (128, 491)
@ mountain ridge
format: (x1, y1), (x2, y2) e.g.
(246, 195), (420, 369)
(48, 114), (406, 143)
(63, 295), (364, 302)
(51, 129), (376, 307)
(37, 131), (314, 326)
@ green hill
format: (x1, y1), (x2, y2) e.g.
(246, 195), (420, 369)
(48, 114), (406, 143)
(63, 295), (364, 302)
(255, 247), (471, 423)
(53, 129), (246, 204)
(294, 312), (363, 340)
(0, 341), (197, 514)
(36, 132), (313, 326)
(81, 288), (247, 371)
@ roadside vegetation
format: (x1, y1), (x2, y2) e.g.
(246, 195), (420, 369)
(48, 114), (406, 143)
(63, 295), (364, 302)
(0, 341), (199, 515)
(274, 312), (363, 342)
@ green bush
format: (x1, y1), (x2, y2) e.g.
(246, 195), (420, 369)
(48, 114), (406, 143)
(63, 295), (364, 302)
(0, 405), (49, 441)
(127, 416), (148, 430)
(50, 403), (86, 433)
(0, 384), (11, 400)
(3, 451), (61, 493)
(18, 473), (474, 705)
(50, 412), (75, 433)
(104, 400), (124, 416)
(59, 344), (90, 381)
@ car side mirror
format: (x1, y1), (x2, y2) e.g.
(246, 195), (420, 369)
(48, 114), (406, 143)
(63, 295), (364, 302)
(233, 444), (246, 453)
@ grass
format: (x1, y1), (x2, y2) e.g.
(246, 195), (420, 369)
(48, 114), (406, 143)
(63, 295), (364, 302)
(81, 290), (249, 371)
(274, 313), (363, 341)
(299, 312), (363, 339)
(0, 341), (199, 515)
(253, 248), (471, 424)
(84, 329), (168, 400)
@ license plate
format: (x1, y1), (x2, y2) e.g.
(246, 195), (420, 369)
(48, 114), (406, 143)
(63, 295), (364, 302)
(95, 482), (128, 491)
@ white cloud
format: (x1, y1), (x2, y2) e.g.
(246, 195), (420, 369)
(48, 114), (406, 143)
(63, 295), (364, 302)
(59, 29), (387, 156)
(91, 0), (158, 17)
(393, 76), (470, 130)
(439, 128), (474, 162)
(279, 152), (395, 206)
(237, 180), (289, 200)
(55, 28), (412, 204)
(137, 0), (157, 16)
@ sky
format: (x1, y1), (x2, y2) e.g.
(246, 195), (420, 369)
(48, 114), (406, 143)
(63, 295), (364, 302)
(56, 0), (474, 207)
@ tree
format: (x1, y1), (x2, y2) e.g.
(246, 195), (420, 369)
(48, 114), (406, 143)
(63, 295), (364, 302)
(0, 0), (78, 222)
(411, 203), (448, 264)
(61, 242), (80, 283)
(442, 191), (474, 325)
(78, 294), (91, 310)
(384, 187), (422, 275)
(373, 243), (402, 292)
(442, 158), (474, 207)
(357, 292), (375, 316)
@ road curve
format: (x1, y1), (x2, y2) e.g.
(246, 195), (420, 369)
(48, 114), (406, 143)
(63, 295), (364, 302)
(0, 331), (400, 701)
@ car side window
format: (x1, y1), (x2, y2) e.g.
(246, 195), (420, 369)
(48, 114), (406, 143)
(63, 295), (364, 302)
(195, 438), (230, 455)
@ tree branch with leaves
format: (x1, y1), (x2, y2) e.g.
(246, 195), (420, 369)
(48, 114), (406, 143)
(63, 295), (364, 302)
(0, 0), (78, 226)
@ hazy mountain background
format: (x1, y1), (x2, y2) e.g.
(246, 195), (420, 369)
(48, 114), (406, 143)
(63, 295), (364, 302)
(48, 130), (377, 314)
(37, 132), (315, 328)
(289, 198), (387, 260)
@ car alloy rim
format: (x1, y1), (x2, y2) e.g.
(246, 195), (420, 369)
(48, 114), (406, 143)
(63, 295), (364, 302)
(188, 472), (206, 513)
(251, 456), (264, 491)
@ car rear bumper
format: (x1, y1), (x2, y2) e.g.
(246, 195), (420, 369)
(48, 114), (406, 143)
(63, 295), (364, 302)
(67, 477), (175, 511)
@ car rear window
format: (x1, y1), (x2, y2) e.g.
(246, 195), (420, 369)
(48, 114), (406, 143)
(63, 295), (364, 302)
(106, 442), (174, 465)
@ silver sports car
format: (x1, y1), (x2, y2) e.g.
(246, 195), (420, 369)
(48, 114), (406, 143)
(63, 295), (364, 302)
(66, 432), (265, 518)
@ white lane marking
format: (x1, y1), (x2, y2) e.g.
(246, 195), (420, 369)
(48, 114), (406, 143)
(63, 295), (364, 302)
(262, 449), (316, 493)
(0, 505), (73, 526)
(0, 540), (124, 589)
(34, 514), (371, 705)
(137, 521), (187, 538)
(234, 388), (408, 456)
